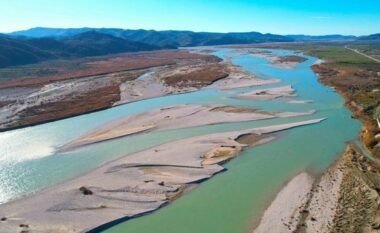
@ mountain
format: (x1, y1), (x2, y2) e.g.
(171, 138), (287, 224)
(9, 27), (294, 48)
(9, 27), (94, 38)
(62, 31), (158, 56)
(199, 32), (292, 45)
(0, 32), (160, 68)
(0, 35), (55, 68)
(117, 30), (293, 47)
(358, 33), (380, 41)
(287, 34), (357, 41)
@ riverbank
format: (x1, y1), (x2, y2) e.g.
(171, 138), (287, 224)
(253, 143), (380, 233)
(312, 62), (380, 157)
(0, 119), (324, 233)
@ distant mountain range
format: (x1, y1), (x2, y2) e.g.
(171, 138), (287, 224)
(286, 34), (357, 41)
(1, 27), (379, 68)
(9, 27), (294, 47)
(358, 33), (380, 40)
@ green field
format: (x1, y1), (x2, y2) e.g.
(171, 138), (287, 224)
(278, 43), (377, 68)
(349, 42), (380, 59)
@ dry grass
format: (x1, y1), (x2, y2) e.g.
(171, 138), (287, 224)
(0, 50), (220, 89)
(13, 85), (120, 128)
(162, 64), (228, 88)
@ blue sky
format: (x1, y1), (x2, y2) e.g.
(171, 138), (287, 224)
(1, 0), (380, 35)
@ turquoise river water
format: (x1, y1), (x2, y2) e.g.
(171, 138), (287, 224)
(0, 48), (360, 233)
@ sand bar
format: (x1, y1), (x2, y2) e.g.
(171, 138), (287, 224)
(59, 104), (316, 152)
(286, 99), (313, 104)
(207, 62), (279, 90)
(250, 52), (307, 69)
(0, 118), (325, 233)
(236, 85), (295, 100)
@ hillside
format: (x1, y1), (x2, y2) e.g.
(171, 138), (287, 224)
(0, 35), (55, 68)
(287, 34), (357, 41)
(359, 33), (380, 41)
(61, 31), (159, 57)
(0, 32), (160, 68)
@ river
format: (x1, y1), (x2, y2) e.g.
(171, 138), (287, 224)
(0, 48), (360, 233)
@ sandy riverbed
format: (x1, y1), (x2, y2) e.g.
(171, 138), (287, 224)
(114, 60), (280, 107)
(59, 104), (315, 152)
(252, 144), (380, 233)
(206, 61), (279, 89)
(0, 119), (325, 233)
(253, 164), (343, 233)
(253, 172), (315, 233)
(236, 85), (296, 100)
(250, 51), (308, 69)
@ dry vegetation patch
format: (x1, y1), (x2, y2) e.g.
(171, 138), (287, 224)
(162, 64), (228, 88)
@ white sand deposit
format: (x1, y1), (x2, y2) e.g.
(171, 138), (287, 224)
(59, 104), (316, 152)
(236, 85), (295, 100)
(253, 173), (315, 233)
(252, 155), (345, 233)
(0, 119), (325, 233)
(207, 62), (279, 90)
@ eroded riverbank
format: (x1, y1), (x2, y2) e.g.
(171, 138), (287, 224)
(253, 143), (380, 233)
